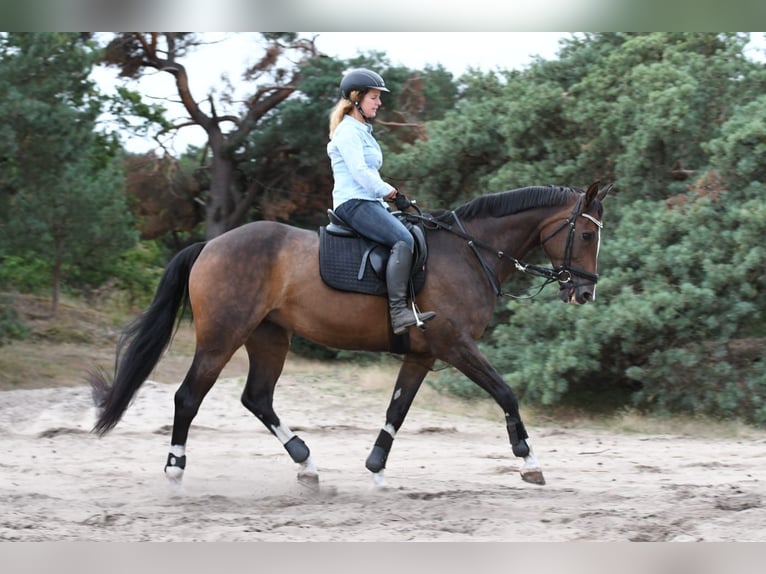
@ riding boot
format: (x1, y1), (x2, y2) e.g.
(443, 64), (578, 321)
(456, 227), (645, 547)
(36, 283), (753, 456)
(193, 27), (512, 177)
(386, 241), (436, 335)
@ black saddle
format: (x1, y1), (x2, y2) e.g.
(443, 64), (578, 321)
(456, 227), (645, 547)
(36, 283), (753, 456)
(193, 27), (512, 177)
(319, 209), (427, 297)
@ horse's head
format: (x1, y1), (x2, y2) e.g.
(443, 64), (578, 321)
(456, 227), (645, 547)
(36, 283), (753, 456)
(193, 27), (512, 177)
(539, 181), (611, 304)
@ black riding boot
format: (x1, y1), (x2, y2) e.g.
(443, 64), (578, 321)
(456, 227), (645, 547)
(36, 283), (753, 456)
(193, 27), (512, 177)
(386, 241), (436, 335)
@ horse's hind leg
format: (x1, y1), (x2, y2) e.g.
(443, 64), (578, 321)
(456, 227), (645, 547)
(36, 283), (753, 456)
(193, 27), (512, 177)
(365, 354), (435, 488)
(240, 321), (318, 487)
(165, 347), (233, 485)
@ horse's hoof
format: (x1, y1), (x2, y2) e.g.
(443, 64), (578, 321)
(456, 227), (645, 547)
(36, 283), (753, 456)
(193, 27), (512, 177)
(164, 469), (185, 495)
(165, 466), (184, 482)
(297, 471), (320, 491)
(369, 471), (388, 490)
(520, 468), (546, 485)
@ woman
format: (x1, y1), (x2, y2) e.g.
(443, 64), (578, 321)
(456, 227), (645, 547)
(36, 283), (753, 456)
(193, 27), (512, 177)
(327, 68), (436, 335)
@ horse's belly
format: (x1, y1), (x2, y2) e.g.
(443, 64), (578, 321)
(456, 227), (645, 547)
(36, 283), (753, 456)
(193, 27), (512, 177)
(270, 286), (392, 352)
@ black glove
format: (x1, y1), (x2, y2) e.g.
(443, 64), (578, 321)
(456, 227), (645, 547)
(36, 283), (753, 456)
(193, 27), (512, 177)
(393, 192), (411, 212)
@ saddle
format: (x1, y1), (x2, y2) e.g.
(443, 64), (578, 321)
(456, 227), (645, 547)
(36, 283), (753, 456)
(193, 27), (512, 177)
(319, 209), (427, 297)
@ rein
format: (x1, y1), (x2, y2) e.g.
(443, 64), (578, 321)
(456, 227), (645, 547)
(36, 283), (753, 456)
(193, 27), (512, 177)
(407, 193), (603, 300)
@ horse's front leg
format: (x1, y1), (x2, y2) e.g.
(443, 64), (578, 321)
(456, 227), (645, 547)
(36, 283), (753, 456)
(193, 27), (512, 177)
(508, 416), (544, 485)
(448, 339), (545, 485)
(365, 355), (435, 488)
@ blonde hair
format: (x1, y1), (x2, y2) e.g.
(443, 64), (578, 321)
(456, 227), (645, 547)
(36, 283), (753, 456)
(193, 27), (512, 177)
(328, 91), (361, 139)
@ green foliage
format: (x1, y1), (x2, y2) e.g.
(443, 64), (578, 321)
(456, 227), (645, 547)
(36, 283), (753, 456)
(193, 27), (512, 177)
(475, 191), (766, 425)
(0, 295), (29, 346)
(0, 255), (51, 293)
(2, 152), (137, 288)
(706, 95), (766, 191)
(0, 33), (137, 309)
(393, 33), (765, 213)
(108, 241), (166, 308)
(385, 70), (516, 208)
(107, 86), (173, 137)
(379, 33), (766, 426)
(416, 65), (458, 122)
(4, 32), (766, 426)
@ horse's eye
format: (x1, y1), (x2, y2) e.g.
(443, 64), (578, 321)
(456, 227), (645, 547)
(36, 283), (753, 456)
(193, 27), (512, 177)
(581, 231), (595, 242)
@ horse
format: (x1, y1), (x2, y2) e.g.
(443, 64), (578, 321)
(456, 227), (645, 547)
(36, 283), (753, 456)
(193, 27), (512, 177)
(89, 181), (610, 489)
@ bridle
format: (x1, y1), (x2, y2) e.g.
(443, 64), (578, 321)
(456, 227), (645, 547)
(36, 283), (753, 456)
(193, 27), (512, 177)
(410, 192), (604, 300)
(538, 193), (603, 292)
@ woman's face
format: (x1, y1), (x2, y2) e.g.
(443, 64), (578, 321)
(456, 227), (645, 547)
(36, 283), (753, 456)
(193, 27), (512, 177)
(358, 89), (383, 118)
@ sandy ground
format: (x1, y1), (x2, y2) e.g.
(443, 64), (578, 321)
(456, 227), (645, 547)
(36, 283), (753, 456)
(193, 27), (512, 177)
(1, 355), (765, 543)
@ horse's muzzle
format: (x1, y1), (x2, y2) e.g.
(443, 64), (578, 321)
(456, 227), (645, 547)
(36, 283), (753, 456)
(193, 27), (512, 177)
(557, 266), (598, 304)
(559, 283), (595, 304)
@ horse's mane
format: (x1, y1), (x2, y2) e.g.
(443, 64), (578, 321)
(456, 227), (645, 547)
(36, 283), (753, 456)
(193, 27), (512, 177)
(447, 185), (581, 221)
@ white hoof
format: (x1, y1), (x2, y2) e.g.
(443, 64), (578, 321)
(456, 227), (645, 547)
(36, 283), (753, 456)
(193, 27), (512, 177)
(370, 471), (387, 489)
(297, 470), (320, 490)
(165, 466), (184, 482)
(297, 456), (320, 490)
(165, 467), (185, 495)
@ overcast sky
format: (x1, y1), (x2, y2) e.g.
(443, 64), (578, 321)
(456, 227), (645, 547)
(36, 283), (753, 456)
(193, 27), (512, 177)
(94, 32), (570, 153)
(313, 32), (567, 74)
(95, 32), (766, 153)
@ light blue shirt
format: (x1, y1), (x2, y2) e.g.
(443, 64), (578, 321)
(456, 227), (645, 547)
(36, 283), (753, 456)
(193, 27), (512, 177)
(328, 115), (395, 209)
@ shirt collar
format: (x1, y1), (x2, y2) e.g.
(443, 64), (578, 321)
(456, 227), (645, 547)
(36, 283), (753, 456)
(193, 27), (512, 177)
(344, 113), (373, 133)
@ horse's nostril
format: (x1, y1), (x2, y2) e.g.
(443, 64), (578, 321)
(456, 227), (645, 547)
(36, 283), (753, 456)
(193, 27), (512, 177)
(582, 291), (593, 302)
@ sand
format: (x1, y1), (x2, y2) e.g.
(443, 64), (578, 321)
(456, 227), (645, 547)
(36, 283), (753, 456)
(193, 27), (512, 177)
(1, 360), (764, 542)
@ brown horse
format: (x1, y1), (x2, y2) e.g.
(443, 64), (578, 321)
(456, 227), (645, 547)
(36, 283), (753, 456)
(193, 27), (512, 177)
(90, 182), (610, 488)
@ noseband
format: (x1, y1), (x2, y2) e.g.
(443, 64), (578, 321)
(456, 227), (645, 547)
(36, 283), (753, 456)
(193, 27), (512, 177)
(414, 192), (603, 299)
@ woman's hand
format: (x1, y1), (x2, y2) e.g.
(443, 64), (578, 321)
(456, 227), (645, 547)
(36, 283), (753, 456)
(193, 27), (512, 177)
(393, 192), (411, 211)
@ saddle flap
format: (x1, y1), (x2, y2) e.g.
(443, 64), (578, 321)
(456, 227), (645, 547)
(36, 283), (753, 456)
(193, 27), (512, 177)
(319, 224), (427, 297)
(367, 245), (389, 278)
(319, 227), (388, 296)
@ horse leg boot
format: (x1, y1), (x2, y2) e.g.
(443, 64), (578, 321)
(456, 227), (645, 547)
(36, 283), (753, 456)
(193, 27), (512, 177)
(387, 241), (436, 335)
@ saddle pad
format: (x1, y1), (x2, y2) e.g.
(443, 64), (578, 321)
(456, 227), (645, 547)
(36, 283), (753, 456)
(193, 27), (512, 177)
(319, 227), (426, 297)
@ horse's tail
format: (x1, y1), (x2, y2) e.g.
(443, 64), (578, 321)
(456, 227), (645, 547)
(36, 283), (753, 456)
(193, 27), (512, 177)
(89, 241), (207, 435)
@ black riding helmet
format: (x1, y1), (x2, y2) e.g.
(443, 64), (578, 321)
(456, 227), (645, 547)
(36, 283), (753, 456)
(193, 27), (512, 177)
(339, 68), (390, 100)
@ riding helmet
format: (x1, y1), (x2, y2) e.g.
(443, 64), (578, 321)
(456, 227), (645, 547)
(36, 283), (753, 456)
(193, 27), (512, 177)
(339, 68), (390, 100)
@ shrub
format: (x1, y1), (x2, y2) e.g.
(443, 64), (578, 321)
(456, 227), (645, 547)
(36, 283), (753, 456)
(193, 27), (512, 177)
(474, 190), (766, 426)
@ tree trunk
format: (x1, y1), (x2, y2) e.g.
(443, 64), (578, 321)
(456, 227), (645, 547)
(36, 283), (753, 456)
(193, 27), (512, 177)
(51, 234), (62, 317)
(205, 152), (238, 239)
(104, 33), (315, 239)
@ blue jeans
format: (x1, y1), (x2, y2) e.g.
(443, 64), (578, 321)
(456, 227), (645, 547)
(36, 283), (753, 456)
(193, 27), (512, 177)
(335, 199), (414, 250)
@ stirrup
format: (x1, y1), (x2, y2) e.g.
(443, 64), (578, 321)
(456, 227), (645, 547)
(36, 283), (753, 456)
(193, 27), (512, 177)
(391, 304), (434, 334)
(412, 301), (426, 328)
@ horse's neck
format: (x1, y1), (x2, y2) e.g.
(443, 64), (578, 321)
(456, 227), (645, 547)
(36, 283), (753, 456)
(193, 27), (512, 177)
(462, 212), (542, 280)
(465, 211), (540, 255)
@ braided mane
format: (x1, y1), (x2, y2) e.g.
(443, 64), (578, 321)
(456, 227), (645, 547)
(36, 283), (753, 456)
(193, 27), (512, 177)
(453, 185), (580, 221)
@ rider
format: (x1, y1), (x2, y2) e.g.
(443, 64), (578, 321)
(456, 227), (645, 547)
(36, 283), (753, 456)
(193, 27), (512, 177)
(327, 68), (436, 335)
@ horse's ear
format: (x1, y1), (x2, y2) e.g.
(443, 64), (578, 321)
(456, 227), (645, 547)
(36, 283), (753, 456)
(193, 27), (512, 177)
(597, 183), (613, 202)
(583, 181), (601, 209)
(583, 181), (611, 209)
